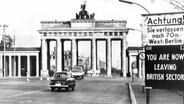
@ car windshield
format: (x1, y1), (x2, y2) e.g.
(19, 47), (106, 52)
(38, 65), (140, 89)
(53, 73), (68, 79)
(72, 67), (82, 72)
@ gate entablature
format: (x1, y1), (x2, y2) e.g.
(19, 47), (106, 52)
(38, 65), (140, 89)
(38, 19), (127, 39)
(40, 19), (126, 29)
(39, 31), (127, 39)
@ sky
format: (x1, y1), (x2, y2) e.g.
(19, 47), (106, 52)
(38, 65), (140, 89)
(0, 0), (178, 68)
(0, 0), (177, 47)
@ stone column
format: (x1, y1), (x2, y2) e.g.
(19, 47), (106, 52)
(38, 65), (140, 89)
(18, 55), (21, 77)
(91, 38), (97, 75)
(76, 41), (78, 65)
(121, 38), (127, 77)
(56, 39), (62, 72)
(72, 39), (77, 67)
(41, 39), (48, 77)
(36, 55), (39, 77)
(106, 38), (112, 77)
(27, 55), (30, 77)
(9, 56), (12, 77)
(13, 56), (16, 77)
(61, 41), (65, 71)
(47, 40), (50, 75)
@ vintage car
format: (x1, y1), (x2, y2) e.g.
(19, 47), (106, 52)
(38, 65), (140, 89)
(49, 71), (76, 91)
(71, 66), (85, 80)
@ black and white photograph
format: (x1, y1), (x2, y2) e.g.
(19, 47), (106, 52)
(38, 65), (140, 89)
(0, 0), (184, 104)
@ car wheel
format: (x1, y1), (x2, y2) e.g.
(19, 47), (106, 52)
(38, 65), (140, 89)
(66, 87), (70, 92)
(51, 87), (54, 91)
(58, 88), (62, 91)
(72, 87), (75, 91)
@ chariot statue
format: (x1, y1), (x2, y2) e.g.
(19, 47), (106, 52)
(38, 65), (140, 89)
(76, 0), (95, 19)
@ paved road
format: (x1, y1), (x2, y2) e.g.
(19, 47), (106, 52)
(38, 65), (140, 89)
(131, 78), (183, 104)
(0, 77), (130, 104)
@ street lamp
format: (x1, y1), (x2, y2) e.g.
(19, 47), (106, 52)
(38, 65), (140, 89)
(119, 0), (150, 14)
(119, 1), (151, 103)
(119, 0), (150, 47)
(3, 25), (8, 77)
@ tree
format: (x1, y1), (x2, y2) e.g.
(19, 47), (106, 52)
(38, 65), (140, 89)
(0, 35), (14, 48)
(151, 0), (184, 11)
(165, 0), (184, 11)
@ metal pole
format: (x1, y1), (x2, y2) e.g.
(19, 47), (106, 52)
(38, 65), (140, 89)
(119, 0), (150, 14)
(3, 24), (8, 77)
(3, 25), (7, 77)
(146, 87), (152, 104)
(133, 2), (150, 14)
(146, 89), (150, 104)
(132, 68), (134, 82)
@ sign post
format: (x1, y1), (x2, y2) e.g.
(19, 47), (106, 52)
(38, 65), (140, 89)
(142, 12), (184, 104)
(146, 87), (152, 104)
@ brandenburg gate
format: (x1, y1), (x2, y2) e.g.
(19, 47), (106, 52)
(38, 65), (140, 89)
(38, 3), (128, 77)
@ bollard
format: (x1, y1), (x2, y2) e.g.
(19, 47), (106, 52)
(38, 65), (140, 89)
(146, 87), (152, 104)
(142, 84), (145, 93)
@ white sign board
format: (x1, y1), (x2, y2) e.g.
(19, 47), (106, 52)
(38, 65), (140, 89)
(142, 12), (184, 46)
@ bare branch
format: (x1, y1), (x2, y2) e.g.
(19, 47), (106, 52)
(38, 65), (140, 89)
(164, 0), (184, 11)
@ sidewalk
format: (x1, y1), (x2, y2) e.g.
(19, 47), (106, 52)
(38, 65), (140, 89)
(131, 78), (183, 104)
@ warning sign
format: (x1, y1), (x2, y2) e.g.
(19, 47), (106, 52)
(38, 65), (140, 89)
(145, 45), (184, 90)
(142, 12), (184, 46)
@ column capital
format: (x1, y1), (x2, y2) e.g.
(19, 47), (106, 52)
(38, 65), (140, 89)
(26, 55), (30, 57)
(41, 38), (46, 41)
(71, 38), (76, 41)
(107, 38), (111, 41)
(36, 54), (39, 57)
(123, 32), (127, 39)
(92, 38), (96, 40)
(56, 38), (61, 41)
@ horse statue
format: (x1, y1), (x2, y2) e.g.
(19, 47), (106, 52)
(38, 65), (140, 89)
(76, 1), (95, 19)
